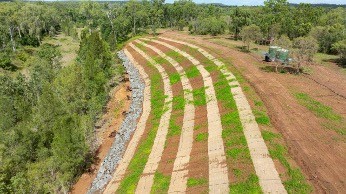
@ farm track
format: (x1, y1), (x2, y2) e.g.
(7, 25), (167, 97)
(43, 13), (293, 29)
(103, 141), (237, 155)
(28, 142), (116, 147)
(98, 36), (288, 194)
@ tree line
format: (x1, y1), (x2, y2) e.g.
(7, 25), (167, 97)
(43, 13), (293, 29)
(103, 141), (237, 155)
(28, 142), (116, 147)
(1, 0), (345, 65)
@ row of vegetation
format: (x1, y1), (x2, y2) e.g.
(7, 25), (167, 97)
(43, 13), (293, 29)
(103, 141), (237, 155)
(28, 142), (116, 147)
(1, 1), (345, 69)
(0, 29), (116, 193)
(0, 2), (121, 193)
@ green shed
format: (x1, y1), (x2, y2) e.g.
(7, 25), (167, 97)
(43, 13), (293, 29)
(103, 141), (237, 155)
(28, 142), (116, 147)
(268, 46), (281, 60)
(277, 48), (289, 62)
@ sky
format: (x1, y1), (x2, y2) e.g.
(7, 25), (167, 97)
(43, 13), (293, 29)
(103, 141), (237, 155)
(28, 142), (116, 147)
(163, 0), (346, 6)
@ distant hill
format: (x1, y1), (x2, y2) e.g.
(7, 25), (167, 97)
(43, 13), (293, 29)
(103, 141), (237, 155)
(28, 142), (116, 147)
(2, 0), (346, 8)
(289, 3), (346, 8)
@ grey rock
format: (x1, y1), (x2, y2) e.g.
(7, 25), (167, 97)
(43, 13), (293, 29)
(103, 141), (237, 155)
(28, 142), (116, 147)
(88, 50), (146, 193)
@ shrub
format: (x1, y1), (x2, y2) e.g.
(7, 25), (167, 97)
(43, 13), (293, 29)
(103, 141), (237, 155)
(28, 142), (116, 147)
(240, 24), (262, 51)
(190, 17), (226, 36)
(332, 39), (346, 66)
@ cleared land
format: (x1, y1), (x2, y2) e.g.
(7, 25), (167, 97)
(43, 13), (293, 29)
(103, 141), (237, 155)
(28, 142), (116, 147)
(88, 30), (346, 194)
(160, 31), (345, 193)
(100, 33), (296, 194)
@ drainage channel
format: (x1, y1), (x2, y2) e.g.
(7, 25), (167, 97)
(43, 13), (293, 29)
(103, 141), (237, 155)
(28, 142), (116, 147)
(88, 50), (145, 193)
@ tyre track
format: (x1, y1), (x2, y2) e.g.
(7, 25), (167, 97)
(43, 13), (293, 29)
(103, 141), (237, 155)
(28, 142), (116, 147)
(129, 43), (174, 194)
(147, 38), (229, 194)
(137, 38), (195, 193)
(160, 37), (287, 194)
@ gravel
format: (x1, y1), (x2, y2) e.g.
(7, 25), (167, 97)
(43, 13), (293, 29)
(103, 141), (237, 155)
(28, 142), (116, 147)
(88, 50), (145, 193)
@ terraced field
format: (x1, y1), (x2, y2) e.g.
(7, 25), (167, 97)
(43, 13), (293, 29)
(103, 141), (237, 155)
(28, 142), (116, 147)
(92, 36), (298, 194)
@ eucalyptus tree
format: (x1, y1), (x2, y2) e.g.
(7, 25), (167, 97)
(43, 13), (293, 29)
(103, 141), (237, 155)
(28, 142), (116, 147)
(240, 24), (263, 50)
(332, 39), (346, 65)
(126, 0), (143, 35)
(230, 7), (250, 40)
(292, 36), (319, 73)
(149, 0), (164, 35)
(0, 4), (19, 51)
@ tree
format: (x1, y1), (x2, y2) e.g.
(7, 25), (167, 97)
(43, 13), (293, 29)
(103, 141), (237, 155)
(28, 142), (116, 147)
(292, 36), (318, 73)
(126, 0), (142, 35)
(332, 39), (346, 66)
(240, 24), (262, 51)
(310, 24), (345, 54)
(276, 34), (292, 48)
(190, 16), (226, 36)
(149, 0), (164, 35)
(230, 7), (249, 40)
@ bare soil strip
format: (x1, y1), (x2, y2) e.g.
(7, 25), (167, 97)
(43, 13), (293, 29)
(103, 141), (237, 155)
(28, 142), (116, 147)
(138, 38), (195, 193)
(129, 43), (174, 194)
(160, 37), (287, 193)
(103, 49), (151, 193)
(148, 39), (229, 194)
(143, 40), (209, 193)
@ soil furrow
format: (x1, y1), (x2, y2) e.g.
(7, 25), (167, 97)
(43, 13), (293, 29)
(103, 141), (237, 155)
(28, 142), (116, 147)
(148, 38), (230, 194)
(160, 37), (287, 194)
(129, 43), (174, 194)
(138, 38), (195, 193)
(142, 39), (209, 194)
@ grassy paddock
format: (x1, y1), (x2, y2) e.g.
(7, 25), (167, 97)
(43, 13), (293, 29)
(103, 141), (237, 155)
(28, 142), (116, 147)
(294, 92), (345, 136)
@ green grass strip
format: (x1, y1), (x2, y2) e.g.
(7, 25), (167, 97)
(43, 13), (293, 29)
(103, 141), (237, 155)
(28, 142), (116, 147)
(253, 109), (270, 125)
(214, 75), (261, 193)
(295, 93), (342, 121)
(195, 132), (208, 142)
(166, 50), (186, 63)
(188, 50), (262, 192)
(185, 66), (199, 78)
(134, 42), (191, 192)
(229, 174), (262, 194)
(263, 130), (312, 194)
(186, 86), (207, 106)
(151, 172), (171, 194)
(187, 177), (208, 187)
(117, 70), (165, 193)
(294, 92), (345, 135)
(169, 73), (181, 85)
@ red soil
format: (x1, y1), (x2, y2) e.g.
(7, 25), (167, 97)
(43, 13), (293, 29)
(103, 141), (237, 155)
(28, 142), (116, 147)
(161, 30), (346, 193)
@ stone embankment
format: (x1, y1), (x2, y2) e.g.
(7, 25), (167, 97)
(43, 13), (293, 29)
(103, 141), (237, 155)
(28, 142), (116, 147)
(88, 51), (145, 193)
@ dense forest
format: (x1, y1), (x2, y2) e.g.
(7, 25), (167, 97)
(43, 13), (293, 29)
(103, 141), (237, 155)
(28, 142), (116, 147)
(0, 0), (345, 193)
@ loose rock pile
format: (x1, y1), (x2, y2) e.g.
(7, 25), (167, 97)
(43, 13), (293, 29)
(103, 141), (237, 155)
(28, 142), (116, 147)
(88, 51), (145, 193)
